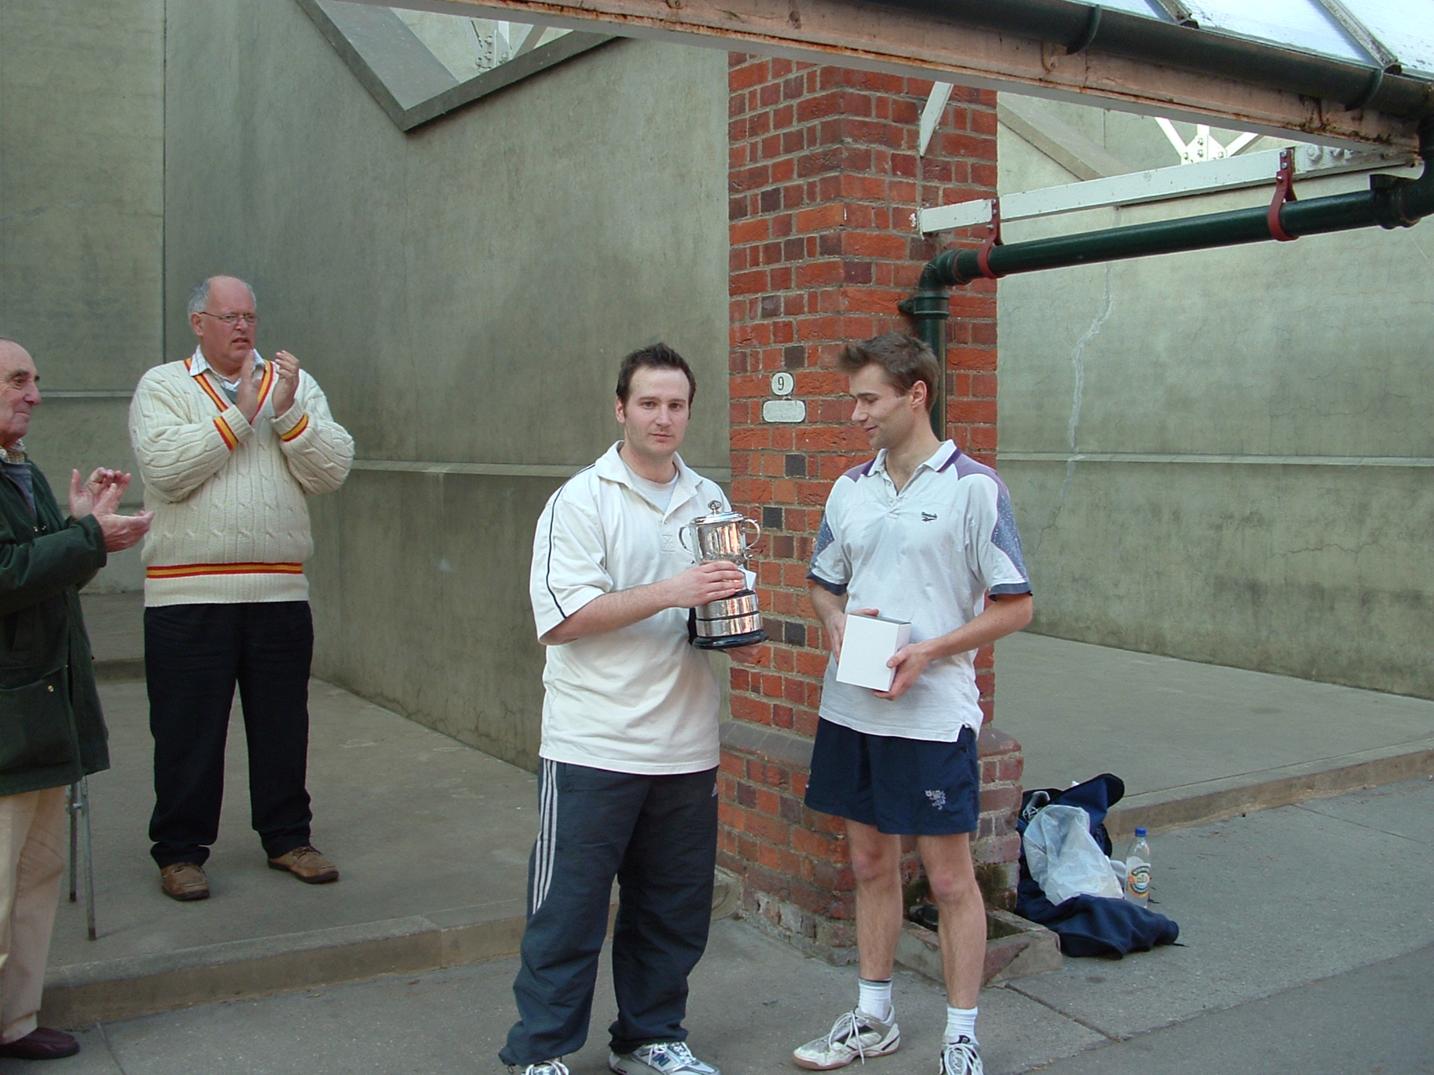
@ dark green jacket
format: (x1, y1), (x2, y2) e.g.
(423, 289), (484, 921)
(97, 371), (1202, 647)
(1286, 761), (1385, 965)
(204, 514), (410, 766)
(0, 461), (110, 796)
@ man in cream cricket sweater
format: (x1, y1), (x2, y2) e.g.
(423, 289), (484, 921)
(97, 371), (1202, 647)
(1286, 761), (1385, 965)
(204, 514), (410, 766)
(129, 275), (354, 902)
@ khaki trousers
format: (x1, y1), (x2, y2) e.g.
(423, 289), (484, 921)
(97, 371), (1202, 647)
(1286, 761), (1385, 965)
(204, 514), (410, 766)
(0, 786), (66, 1043)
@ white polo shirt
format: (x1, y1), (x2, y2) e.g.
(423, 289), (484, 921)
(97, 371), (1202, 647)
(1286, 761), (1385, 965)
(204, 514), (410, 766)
(530, 442), (727, 774)
(809, 440), (1031, 741)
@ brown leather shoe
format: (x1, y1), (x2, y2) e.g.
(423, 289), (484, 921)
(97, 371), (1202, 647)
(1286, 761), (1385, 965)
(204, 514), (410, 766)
(159, 862), (210, 901)
(267, 845), (339, 884)
(0, 1028), (81, 1060)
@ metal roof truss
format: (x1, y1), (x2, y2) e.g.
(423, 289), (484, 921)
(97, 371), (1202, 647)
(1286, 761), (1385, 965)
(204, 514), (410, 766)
(916, 144), (1420, 235)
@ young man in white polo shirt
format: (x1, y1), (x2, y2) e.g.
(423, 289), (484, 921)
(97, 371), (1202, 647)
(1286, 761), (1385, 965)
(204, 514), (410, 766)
(502, 344), (762, 1075)
(793, 333), (1033, 1075)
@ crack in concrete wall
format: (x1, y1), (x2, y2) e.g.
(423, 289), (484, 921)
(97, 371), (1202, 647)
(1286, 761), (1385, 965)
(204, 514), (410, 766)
(1033, 261), (1113, 555)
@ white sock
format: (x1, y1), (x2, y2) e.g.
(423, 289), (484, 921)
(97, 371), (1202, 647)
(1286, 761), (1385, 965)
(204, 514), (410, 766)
(945, 1005), (978, 1044)
(857, 977), (893, 1022)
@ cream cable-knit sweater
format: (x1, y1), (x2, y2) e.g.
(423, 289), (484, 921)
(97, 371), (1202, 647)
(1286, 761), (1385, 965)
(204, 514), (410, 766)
(128, 356), (354, 606)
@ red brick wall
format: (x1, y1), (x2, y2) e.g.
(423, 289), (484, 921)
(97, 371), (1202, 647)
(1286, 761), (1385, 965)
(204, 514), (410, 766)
(721, 55), (1023, 952)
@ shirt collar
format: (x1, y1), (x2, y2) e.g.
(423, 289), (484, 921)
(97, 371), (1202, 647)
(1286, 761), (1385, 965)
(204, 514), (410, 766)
(926, 440), (959, 471)
(189, 346), (264, 383)
(0, 441), (26, 465)
(596, 442), (704, 510)
(869, 439), (957, 479)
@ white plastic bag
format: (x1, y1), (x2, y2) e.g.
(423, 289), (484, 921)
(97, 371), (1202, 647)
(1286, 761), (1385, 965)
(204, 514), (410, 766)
(1023, 804), (1123, 904)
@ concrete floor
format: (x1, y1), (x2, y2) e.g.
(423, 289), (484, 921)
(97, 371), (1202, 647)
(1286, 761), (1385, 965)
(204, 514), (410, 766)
(29, 592), (1434, 1072)
(27, 778), (1434, 1074)
(996, 631), (1434, 834)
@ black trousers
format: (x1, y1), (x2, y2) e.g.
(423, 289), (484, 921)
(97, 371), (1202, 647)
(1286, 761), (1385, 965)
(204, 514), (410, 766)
(500, 761), (719, 1066)
(145, 602), (314, 867)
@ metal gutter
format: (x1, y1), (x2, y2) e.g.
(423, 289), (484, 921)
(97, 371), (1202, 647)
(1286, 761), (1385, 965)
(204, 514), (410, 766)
(891, 0), (1434, 119)
(370, 0), (1432, 146)
(903, 115), (1434, 437)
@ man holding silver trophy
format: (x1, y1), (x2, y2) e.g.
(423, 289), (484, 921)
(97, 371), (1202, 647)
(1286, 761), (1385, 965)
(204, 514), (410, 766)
(502, 343), (763, 1075)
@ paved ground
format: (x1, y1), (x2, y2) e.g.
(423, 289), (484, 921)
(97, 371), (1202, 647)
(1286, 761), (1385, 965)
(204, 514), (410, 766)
(14, 594), (1432, 1073)
(15, 777), (1434, 1074)
(44, 676), (536, 1019)
(996, 632), (1434, 835)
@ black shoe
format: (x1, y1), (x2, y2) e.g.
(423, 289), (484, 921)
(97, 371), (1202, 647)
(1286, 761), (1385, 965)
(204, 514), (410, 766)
(0, 1027), (81, 1060)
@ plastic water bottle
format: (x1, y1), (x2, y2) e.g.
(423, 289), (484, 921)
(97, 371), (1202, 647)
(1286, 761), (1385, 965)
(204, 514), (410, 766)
(1125, 827), (1151, 906)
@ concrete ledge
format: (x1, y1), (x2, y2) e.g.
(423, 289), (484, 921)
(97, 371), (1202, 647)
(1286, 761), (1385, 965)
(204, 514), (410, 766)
(43, 873), (747, 1027)
(720, 720), (812, 769)
(1106, 740), (1434, 837)
(711, 867), (742, 921)
(983, 909), (1064, 983)
(43, 899), (526, 1026)
(896, 909), (1062, 986)
(93, 658), (144, 682)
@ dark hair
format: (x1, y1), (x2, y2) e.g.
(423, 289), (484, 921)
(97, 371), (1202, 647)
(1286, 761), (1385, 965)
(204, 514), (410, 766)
(837, 332), (940, 413)
(616, 342), (696, 404)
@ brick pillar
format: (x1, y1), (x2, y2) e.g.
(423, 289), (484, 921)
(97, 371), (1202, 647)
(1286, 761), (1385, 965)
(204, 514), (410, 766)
(721, 55), (1024, 955)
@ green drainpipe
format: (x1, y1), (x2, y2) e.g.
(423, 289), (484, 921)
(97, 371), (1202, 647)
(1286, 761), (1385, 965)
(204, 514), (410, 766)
(896, 287), (950, 438)
(904, 116), (1434, 439)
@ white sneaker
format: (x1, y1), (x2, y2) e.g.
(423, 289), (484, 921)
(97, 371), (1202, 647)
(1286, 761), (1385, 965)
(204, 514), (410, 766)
(938, 1037), (983, 1075)
(609, 1040), (720, 1075)
(793, 1008), (901, 1070)
(514, 1063), (569, 1075)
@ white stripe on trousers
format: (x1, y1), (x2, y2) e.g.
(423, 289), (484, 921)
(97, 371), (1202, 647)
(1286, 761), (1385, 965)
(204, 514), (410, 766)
(531, 759), (560, 914)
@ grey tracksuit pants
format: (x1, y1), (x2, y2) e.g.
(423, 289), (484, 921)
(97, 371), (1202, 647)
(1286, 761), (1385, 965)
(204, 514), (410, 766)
(499, 760), (719, 1067)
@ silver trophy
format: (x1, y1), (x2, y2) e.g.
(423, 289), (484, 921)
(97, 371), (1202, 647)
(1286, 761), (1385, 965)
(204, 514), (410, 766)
(680, 501), (767, 649)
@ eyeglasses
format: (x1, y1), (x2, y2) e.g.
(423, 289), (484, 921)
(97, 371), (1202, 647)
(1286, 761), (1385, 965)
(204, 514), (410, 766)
(198, 311), (259, 326)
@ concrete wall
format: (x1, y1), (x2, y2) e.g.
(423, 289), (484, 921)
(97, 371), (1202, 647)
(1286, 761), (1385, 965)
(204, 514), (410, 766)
(162, 0), (731, 766)
(997, 98), (1434, 698)
(0, 0), (163, 589)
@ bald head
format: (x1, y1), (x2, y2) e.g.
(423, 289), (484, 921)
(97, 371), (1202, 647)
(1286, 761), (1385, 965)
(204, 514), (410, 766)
(189, 275), (259, 376)
(187, 275), (256, 318)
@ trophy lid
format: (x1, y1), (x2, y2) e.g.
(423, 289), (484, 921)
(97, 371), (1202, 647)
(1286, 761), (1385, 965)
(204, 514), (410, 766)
(690, 500), (745, 525)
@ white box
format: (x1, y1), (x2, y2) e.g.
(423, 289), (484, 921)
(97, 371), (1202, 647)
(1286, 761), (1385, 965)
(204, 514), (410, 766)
(835, 613), (912, 692)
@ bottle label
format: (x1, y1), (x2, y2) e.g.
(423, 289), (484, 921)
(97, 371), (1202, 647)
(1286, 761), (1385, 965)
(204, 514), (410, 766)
(1128, 863), (1151, 897)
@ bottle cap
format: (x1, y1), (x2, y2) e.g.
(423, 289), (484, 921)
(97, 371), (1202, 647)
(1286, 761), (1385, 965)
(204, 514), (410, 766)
(1134, 826), (1147, 836)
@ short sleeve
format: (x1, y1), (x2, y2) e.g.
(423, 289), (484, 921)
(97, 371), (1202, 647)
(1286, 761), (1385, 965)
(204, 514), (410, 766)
(529, 478), (612, 639)
(969, 475), (1031, 597)
(807, 486), (850, 595)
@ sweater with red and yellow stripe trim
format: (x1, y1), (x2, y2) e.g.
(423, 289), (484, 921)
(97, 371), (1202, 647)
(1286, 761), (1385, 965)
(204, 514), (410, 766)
(128, 356), (354, 606)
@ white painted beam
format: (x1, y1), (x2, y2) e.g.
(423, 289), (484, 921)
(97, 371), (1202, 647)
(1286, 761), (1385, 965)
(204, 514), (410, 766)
(916, 145), (1419, 234)
(1224, 132), (1260, 157)
(1155, 119), (1260, 163)
(918, 83), (954, 157)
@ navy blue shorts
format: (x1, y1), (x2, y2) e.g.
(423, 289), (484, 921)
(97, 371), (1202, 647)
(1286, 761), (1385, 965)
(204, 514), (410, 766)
(804, 719), (980, 836)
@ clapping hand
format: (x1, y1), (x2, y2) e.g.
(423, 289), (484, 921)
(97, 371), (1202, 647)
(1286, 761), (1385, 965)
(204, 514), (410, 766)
(68, 468), (127, 519)
(235, 352), (261, 422)
(70, 467), (152, 552)
(271, 350), (301, 416)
